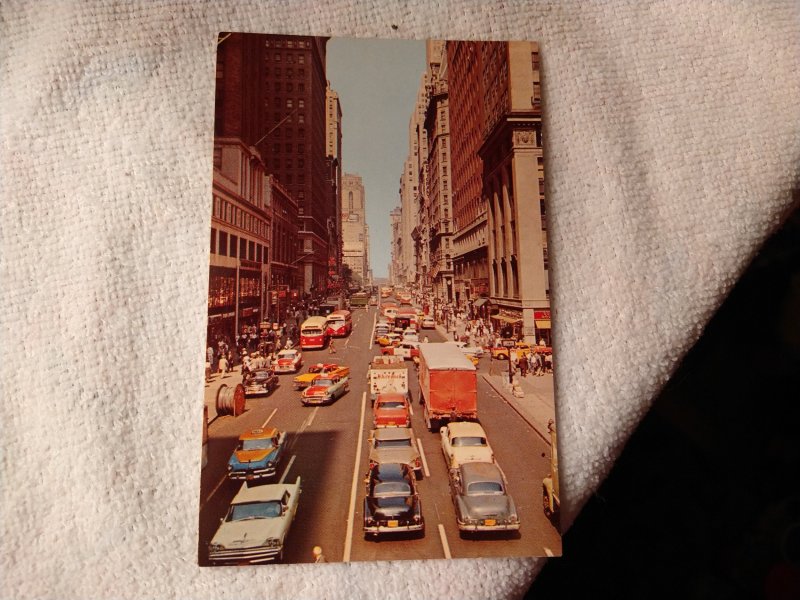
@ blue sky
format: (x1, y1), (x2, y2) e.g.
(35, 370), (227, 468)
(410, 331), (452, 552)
(327, 38), (426, 279)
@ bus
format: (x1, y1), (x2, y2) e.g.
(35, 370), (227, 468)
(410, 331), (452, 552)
(300, 316), (329, 350)
(349, 291), (369, 309)
(325, 310), (352, 338)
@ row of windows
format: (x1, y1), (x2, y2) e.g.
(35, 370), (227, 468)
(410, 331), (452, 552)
(213, 196), (268, 239)
(265, 39), (310, 49)
(269, 142), (306, 154)
(268, 127), (305, 139)
(265, 67), (306, 78)
(264, 51), (306, 64)
(210, 228), (269, 264)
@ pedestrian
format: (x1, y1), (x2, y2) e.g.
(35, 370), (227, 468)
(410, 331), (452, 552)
(519, 353), (528, 377)
(422, 335), (429, 343)
(545, 352), (553, 373)
(218, 353), (229, 377)
(312, 546), (326, 563)
(328, 338), (337, 354)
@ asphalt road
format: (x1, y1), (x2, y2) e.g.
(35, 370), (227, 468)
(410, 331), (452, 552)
(198, 305), (561, 565)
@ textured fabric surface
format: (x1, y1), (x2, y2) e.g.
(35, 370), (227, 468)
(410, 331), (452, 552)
(2, 1), (799, 599)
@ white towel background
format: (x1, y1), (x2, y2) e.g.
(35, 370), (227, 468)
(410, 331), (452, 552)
(2, 1), (799, 598)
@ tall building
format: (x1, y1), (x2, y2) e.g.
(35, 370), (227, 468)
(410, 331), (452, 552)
(423, 40), (454, 303)
(446, 41), (488, 312)
(325, 83), (343, 284)
(408, 72), (430, 293)
(479, 41), (548, 344)
(209, 138), (272, 345)
(389, 206), (402, 285)
(341, 173), (369, 287)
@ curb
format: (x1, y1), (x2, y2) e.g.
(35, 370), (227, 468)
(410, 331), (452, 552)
(482, 374), (551, 447)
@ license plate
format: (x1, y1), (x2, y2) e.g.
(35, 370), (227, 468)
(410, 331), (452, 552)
(484, 519), (496, 526)
(387, 520), (399, 528)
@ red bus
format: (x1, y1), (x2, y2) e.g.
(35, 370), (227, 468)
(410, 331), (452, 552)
(325, 310), (352, 338)
(300, 316), (328, 350)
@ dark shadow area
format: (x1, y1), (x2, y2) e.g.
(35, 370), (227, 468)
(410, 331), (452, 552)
(529, 197), (800, 599)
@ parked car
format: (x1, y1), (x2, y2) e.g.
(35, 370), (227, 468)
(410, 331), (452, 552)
(369, 296), (378, 306)
(208, 477), (301, 564)
(292, 363), (349, 390)
(274, 348), (303, 373)
(301, 373), (350, 406)
(449, 462), (520, 535)
(368, 427), (422, 479)
(421, 316), (436, 329)
(363, 463), (424, 539)
(440, 421), (494, 469)
(243, 368), (279, 397)
(372, 393), (411, 428)
(227, 427), (287, 482)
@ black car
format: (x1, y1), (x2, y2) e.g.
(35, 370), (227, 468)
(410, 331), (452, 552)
(363, 462), (424, 539)
(243, 368), (279, 396)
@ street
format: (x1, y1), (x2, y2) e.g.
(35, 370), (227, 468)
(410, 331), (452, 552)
(198, 306), (561, 564)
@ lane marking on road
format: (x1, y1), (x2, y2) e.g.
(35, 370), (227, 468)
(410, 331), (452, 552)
(299, 406), (319, 433)
(544, 547), (554, 557)
(201, 473), (229, 510)
(438, 524), (452, 560)
(261, 408), (277, 428)
(369, 313), (376, 350)
(343, 391), (367, 563)
(417, 438), (431, 478)
(279, 454), (297, 484)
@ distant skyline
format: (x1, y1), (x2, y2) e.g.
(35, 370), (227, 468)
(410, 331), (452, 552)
(327, 38), (426, 279)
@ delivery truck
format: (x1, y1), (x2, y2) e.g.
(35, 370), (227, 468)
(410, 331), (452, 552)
(417, 343), (478, 432)
(367, 355), (409, 405)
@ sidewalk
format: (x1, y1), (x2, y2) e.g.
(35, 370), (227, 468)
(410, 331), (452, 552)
(481, 369), (555, 446)
(203, 365), (244, 424)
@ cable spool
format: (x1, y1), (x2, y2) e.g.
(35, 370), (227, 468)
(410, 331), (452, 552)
(216, 383), (245, 416)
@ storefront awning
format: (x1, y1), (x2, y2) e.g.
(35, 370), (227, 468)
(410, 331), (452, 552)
(492, 314), (522, 324)
(535, 319), (551, 329)
(473, 297), (488, 307)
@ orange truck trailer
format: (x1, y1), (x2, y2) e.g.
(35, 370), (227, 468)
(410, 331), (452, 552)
(417, 343), (478, 432)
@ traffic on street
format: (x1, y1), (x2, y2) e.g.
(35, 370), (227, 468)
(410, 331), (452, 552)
(198, 298), (561, 565)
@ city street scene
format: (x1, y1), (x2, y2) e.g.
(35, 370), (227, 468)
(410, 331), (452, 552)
(200, 33), (559, 565)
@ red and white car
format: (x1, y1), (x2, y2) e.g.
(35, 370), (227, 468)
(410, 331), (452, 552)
(273, 348), (303, 374)
(372, 393), (412, 428)
(381, 341), (420, 361)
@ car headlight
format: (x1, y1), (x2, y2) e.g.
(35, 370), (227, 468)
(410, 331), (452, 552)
(265, 538), (281, 548)
(209, 543), (223, 552)
(266, 461), (275, 468)
(227, 465), (233, 472)
(413, 514), (421, 523)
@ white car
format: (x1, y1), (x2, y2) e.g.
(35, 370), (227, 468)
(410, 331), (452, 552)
(421, 316), (436, 329)
(444, 340), (484, 358)
(440, 422), (494, 469)
(402, 329), (419, 343)
(274, 348), (303, 373)
(208, 477), (301, 564)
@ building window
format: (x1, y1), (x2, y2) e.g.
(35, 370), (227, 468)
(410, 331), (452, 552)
(275, 67), (281, 77)
(263, 245), (269, 264)
(230, 234), (238, 258)
(286, 99), (293, 109)
(249, 240), (255, 261)
(285, 143), (292, 153)
(298, 83), (305, 92)
(274, 53), (281, 62)
(240, 237), (247, 259)
(298, 55), (305, 64)
(298, 113), (304, 124)
(297, 144), (304, 153)
(298, 100), (304, 108)
(210, 228), (217, 254)
(256, 244), (262, 263)
(286, 82), (293, 92)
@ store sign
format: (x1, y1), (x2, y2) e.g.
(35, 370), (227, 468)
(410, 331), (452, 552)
(534, 310), (551, 320)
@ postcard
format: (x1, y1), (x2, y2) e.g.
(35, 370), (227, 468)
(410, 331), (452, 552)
(199, 32), (560, 565)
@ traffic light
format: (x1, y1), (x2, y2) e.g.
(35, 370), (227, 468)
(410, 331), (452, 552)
(501, 325), (513, 339)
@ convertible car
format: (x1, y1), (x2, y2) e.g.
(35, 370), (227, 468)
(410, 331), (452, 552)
(292, 363), (350, 390)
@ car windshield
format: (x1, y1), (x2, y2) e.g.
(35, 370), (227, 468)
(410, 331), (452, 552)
(315, 378), (334, 386)
(279, 351), (296, 358)
(377, 401), (405, 410)
(373, 482), (411, 497)
(452, 436), (487, 447)
(467, 481), (504, 495)
(227, 500), (282, 521)
(302, 328), (322, 335)
(240, 439), (274, 451)
(375, 438), (412, 448)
